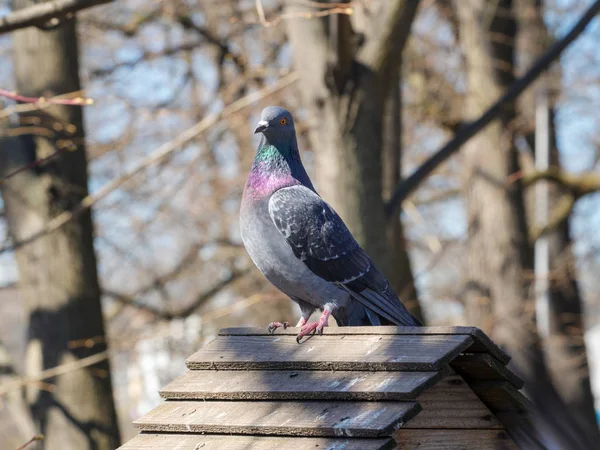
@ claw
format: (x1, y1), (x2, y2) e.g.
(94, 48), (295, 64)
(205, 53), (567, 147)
(296, 327), (316, 344)
(267, 321), (289, 334)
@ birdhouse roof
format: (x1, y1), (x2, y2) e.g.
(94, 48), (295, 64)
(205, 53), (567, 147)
(119, 326), (527, 449)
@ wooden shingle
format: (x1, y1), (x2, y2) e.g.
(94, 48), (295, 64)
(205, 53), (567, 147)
(219, 325), (511, 364)
(160, 369), (442, 401)
(133, 400), (421, 437)
(120, 326), (527, 450)
(186, 333), (473, 371)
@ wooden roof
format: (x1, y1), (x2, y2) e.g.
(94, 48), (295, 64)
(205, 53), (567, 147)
(119, 326), (528, 449)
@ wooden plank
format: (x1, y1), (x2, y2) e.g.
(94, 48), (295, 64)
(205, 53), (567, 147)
(219, 326), (510, 364)
(451, 353), (524, 388)
(395, 429), (518, 449)
(133, 400), (421, 438)
(160, 369), (441, 401)
(469, 381), (532, 412)
(119, 433), (396, 450)
(404, 374), (504, 429)
(186, 334), (473, 371)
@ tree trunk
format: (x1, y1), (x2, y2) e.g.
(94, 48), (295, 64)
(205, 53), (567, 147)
(454, 0), (545, 382)
(382, 79), (423, 322)
(285, 0), (421, 317)
(0, 341), (38, 449)
(0, 2), (120, 448)
(516, 0), (598, 433)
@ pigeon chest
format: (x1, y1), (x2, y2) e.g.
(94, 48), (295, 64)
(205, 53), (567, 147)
(239, 199), (329, 303)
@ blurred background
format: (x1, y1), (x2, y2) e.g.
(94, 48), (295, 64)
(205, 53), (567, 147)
(0, 0), (599, 449)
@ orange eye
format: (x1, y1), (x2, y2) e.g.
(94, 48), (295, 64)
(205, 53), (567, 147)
(280, 118), (287, 125)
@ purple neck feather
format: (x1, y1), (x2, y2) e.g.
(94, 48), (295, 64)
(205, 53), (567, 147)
(243, 136), (313, 200)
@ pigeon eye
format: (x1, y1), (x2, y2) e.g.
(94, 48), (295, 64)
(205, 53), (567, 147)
(280, 118), (287, 125)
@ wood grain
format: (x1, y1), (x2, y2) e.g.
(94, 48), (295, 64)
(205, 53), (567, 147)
(451, 353), (524, 388)
(395, 429), (518, 449)
(160, 369), (441, 400)
(133, 400), (420, 438)
(118, 433), (396, 450)
(186, 334), (473, 371)
(404, 374), (504, 429)
(218, 326), (510, 364)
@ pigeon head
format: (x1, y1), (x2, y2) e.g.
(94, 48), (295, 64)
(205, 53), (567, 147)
(245, 105), (315, 196)
(254, 106), (295, 145)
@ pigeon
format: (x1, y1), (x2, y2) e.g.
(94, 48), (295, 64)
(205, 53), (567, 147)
(240, 106), (421, 343)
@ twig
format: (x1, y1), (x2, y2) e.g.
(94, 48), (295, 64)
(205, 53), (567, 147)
(251, 0), (353, 27)
(521, 168), (600, 197)
(385, 0), (600, 218)
(0, 72), (299, 255)
(0, 351), (108, 397)
(103, 268), (251, 320)
(0, 90), (89, 119)
(0, 89), (93, 106)
(0, 146), (72, 186)
(0, 0), (112, 35)
(109, 291), (278, 352)
(68, 336), (105, 349)
(255, 0), (268, 26)
(200, 292), (271, 322)
(15, 435), (44, 450)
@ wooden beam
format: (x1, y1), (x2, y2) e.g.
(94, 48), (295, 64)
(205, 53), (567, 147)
(118, 434), (396, 450)
(451, 353), (524, 388)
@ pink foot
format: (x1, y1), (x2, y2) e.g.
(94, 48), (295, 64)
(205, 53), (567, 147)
(296, 309), (331, 344)
(267, 321), (289, 334)
(295, 317), (308, 327)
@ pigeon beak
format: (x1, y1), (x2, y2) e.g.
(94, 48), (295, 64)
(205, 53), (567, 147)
(254, 120), (269, 134)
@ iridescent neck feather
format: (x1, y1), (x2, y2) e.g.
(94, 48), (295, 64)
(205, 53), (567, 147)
(244, 135), (313, 199)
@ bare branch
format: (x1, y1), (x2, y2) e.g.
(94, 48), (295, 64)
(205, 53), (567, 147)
(15, 435), (44, 450)
(0, 0), (112, 35)
(530, 195), (575, 241)
(103, 268), (251, 320)
(0, 72), (299, 255)
(522, 168), (600, 198)
(0, 89), (92, 106)
(0, 351), (108, 397)
(518, 168), (600, 240)
(89, 42), (202, 78)
(385, 0), (600, 218)
(0, 146), (72, 185)
(358, 0), (420, 83)
(253, 0), (353, 28)
(0, 90), (90, 119)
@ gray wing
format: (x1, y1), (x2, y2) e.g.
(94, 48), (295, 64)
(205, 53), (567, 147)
(268, 185), (420, 326)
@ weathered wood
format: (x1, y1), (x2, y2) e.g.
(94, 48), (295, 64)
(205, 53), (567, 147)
(118, 433), (396, 450)
(451, 353), (524, 388)
(469, 381), (532, 412)
(133, 400), (420, 438)
(404, 374), (504, 429)
(218, 326), (510, 364)
(395, 429), (518, 449)
(186, 334), (473, 371)
(160, 369), (441, 401)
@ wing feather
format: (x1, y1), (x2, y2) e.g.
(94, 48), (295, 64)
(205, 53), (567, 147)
(268, 185), (420, 326)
